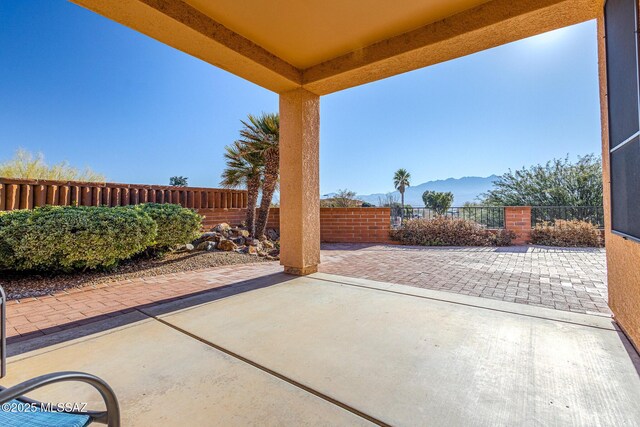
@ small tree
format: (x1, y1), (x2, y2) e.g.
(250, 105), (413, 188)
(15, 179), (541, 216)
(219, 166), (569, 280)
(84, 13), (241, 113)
(422, 190), (454, 215)
(236, 113), (279, 238)
(393, 168), (411, 220)
(220, 141), (263, 237)
(378, 193), (399, 207)
(0, 149), (105, 182)
(333, 189), (357, 207)
(480, 154), (602, 206)
(169, 176), (188, 187)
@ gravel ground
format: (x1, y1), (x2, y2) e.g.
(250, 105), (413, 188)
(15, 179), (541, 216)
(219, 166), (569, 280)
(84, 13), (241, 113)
(0, 251), (271, 300)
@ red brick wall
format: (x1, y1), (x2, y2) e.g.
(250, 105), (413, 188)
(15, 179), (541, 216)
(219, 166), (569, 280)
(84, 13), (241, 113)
(198, 208), (280, 230)
(197, 207), (392, 243)
(319, 208), (392, 243)
(505, 206), (532, 245)
(198, 208), (247, 229)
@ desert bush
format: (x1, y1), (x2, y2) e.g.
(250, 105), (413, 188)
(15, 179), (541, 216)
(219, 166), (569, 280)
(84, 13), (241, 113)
(137, 203), (202, 249)
(530, 219), (603, 247)
(0, 206), (156, 271)
(391, 217), (513, 246)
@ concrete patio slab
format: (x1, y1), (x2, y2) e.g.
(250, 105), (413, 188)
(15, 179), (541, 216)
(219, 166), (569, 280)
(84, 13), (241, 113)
(154, 273), (640, 426)
(3, 315), (373, 426)
(3, 273), (639, 426)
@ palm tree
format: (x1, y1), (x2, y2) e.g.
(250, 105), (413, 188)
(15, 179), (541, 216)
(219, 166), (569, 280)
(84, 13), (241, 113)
(238, 113), (279, 238)
(220, 141), (263, 237)
(393, 168), (411, 220)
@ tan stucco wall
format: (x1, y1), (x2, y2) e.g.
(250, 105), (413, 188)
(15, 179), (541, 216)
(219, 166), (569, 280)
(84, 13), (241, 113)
(597, 9), (640, 350)
(279, 89), (321, 275)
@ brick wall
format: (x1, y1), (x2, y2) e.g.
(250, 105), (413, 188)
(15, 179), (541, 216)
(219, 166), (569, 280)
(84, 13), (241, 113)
(319, 208), (392, 243)
(505, 206), (532, 245)
(198, 207), (392, 243)
(198, 208), (279, 230)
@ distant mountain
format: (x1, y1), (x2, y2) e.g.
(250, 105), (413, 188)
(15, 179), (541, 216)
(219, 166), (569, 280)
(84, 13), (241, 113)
(356, 175), (499, 207)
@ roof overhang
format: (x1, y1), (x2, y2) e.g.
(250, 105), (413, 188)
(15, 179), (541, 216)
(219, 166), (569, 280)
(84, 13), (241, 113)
(71, 0), (600, 95)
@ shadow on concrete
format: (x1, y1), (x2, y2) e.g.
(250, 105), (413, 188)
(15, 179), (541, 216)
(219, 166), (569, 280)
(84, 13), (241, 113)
(618, 329), (640, 379)
(8, 272), (295, 356)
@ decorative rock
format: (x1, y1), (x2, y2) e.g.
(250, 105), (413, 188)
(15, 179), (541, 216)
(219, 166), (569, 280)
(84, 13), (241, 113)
(230, 229), (250, 238)
(201, 232), (219, 241)
(246, 238), (260, 246)
(247, 245), (260, 255)
(176, 244), (190, 252)
(232, 237), (246, 246)
(185, 243), (195, 252)
(197, 241), (216, 251)
(217, 239), (236, 251)
(262, 240), (275, 249)
(267, 248), (280, 257)
(213, 223), (231, 233)
(266, 228), (279, 241)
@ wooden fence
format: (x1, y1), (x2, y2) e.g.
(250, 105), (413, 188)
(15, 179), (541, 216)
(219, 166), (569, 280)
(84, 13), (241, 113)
(0, 178), (247, 211)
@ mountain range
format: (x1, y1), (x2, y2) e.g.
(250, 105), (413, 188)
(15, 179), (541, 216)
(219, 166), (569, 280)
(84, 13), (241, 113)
(354, 175), (499, 207)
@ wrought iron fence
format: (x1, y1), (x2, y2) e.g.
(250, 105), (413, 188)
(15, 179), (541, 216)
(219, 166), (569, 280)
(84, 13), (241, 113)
(531, 206), (605, 229)
(390, 206), (505, 229)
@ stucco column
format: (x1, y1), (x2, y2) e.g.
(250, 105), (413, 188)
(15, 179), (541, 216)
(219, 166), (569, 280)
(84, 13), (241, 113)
(279, 88), (320, 275)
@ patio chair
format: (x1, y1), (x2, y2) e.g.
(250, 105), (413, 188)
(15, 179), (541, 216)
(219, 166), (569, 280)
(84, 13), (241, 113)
(0, 285), (120, 426)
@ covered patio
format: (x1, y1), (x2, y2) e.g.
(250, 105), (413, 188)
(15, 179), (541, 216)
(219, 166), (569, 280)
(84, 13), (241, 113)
(5, 272), (640, 425)
(3, 0), (640, 424)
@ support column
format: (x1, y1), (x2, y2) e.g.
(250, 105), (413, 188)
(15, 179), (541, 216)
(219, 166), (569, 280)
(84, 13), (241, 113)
(279, 88), (320, 275)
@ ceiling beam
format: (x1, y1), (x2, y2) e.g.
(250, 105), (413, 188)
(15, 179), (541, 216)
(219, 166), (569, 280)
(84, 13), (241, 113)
(72, 0), (303, 93)
(301, 0), (600, 95)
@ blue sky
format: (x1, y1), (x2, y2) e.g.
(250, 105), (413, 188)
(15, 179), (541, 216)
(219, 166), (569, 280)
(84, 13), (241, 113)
(1, 1), (601, 195)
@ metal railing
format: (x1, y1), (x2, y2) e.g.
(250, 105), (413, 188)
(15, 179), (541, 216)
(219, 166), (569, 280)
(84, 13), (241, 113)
(531, 206), (605, 229)
(391, 206), (505, 229)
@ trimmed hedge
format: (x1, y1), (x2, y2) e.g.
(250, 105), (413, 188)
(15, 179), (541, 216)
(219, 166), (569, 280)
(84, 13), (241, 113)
(391, 217), (514, 246)
(0, 204), (202, 272)
(530, 220), (603, 247)
(0, 206), (157, 271)
(137, 203), (202, 249)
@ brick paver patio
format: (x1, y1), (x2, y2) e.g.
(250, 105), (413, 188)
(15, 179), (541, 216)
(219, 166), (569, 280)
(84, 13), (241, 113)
(5, 244), (609, 343)
(320, 244), (609, 316)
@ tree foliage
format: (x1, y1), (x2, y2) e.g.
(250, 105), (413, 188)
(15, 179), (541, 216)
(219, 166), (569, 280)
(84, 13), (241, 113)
(0, 149), (105, 182)
(422, 190), (454, 215)
(393, 169), (411, 198)
(169, 176), (188, 186)
(321, 189), (359, 207)
(220, 113), (279, 238)
(378, 193), (400, 207)
(480, 154), (602, 206)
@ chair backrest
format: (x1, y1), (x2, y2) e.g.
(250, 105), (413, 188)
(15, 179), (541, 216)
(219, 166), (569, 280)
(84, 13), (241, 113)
(0, 285), (6, 378)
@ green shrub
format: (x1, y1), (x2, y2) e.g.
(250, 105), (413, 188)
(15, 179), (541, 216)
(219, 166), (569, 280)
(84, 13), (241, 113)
(0, 206), (156, 271)
(391, 216), (513, 246)
(0, 210), (31, 270)
(530, 219), (603, 247)
(136, 203), (202, 249)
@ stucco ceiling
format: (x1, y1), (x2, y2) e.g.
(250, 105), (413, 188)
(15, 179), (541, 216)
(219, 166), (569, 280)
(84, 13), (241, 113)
(183, 0), (491, 69)
(71, 0), (599, 94)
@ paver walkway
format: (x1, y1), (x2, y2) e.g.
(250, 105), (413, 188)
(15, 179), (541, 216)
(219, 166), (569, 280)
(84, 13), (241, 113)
(5, 244), (608, 343)
(5, 263), (281, 341)
(320, 244), (609, 316)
